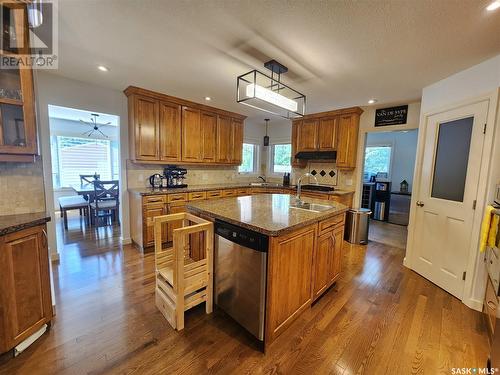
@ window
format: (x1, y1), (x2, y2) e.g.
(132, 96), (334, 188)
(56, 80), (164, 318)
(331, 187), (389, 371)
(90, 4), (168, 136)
(271, 143), (291, 174)
(239, 143), (259, 173)
(50, 136), (117, 188)
(364, 145), (392, 180)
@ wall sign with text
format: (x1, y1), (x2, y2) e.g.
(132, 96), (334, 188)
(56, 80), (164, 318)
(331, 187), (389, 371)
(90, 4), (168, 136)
(375, 105), (408, 126)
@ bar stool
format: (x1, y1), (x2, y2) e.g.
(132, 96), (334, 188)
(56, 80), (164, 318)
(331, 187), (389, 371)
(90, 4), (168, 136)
(153, 212), (213, 330)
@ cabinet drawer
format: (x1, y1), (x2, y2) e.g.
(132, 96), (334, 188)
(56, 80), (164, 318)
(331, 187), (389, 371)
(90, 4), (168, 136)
(167, 193), (187, 203)
(319, 214), (345, 234)
(143, 195), (166, 204)
(484, 276), (498, 335)
(222, 189), (236, 197)
(188, 191), (207, 201)
(206, 190), (222, 199)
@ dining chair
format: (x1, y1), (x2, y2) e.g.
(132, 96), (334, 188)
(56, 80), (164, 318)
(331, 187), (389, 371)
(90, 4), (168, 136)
(80, 174), (100, 184)
(90, 180), (119, 227)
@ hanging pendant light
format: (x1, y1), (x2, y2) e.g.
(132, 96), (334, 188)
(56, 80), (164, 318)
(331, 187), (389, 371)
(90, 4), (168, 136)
(237, 59), (306, 119)
(263, 119), (270, 146)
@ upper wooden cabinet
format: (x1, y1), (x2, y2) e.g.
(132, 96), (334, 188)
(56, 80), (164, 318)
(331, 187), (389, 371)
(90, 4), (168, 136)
(336, 113), (360, 169)
(0, 3), (38, 162)
(181, 106), (202, 162)
(125, 86), (245, 165)
(134, 95), (159, 161)
(159, 101), (181, 162)
(231, 119), (244, 164)
(216, 115), (232, 163)
(200, 111), (217, 163)
(292, 107), (362, 170)
(297, 119), (318, 151)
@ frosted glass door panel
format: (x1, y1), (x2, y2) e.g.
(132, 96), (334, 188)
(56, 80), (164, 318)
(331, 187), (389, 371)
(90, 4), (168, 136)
(431, 117), (473, 202)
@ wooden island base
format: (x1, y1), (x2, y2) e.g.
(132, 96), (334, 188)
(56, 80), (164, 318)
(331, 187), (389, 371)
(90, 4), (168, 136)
(265, 213), (345, 345)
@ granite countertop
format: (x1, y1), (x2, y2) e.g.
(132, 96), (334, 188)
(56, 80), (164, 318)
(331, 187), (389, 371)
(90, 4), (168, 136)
(129, 184), (354, 196)
(0, 212), (51, 236)
(187, 194), (348, 236)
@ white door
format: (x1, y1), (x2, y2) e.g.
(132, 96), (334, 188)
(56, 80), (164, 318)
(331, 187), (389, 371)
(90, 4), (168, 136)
(411, 100), (488, 299)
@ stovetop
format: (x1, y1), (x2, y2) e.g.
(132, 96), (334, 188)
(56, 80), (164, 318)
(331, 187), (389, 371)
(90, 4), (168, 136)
(300, 184), (335, 192)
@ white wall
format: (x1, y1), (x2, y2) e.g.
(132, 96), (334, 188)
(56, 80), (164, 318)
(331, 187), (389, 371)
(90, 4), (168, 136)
(407, 54), (500, 311)
(35, 72), (130, 260)
(365, 130), (418, 191)
(353, 102), (421, 205)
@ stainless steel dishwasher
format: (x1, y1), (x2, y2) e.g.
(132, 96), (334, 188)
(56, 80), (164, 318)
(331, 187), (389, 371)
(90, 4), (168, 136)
(214, 219), (269, 341)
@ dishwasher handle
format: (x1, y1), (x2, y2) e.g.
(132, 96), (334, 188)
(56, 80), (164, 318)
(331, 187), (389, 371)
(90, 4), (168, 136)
(215, 220), (269, 252)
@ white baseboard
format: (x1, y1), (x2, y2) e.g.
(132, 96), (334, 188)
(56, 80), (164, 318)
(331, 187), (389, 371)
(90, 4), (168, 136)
(120, 237), (132, 245)
(403, 257), (410, 268)
(463, 298), (483, 312)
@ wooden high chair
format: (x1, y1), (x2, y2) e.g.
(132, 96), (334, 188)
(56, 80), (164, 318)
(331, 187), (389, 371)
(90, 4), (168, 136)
(153, 212), (213, 330)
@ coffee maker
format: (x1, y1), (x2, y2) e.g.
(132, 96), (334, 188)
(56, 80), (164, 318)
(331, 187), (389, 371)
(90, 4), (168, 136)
(163, 166), (188, 188)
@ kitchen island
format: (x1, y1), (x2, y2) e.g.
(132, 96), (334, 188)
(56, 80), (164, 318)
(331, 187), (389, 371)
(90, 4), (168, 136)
(187, 194), (348, 347)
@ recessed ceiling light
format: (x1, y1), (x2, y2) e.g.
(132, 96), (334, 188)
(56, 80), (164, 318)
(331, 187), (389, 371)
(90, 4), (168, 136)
(486, 1), (500, 11)
(97, 65), (109, 72)
(204, 96), (211, 101)
(368, 99), (377, 104)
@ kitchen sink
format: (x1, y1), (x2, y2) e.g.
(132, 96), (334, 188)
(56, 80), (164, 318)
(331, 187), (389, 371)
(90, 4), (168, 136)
(249, 182), (281, 187)
(290, 202), (334, 212)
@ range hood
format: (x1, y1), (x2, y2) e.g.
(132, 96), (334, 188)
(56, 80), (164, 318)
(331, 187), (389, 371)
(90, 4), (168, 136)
(295, 151), (337, 160)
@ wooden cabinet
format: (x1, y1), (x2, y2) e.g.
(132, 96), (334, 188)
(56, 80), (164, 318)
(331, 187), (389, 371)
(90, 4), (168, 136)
(336, 113), (360, 169)
(312, 216), (344, 301)
(291, 107), (362, 169)
(0, 225), (53, 353)
(312, 231), (333, 300)
(297, 119), (318, 151)
(231, 118), (244, 164)
(181, 106), (202, 162)
(144, 202), (167, 246)
(318, 117), (337, 151)
(159, 101), (181, 161)
(200, 111), (217, 162)
(291, 121), (306, 167)
(266, 224), (316, 343)
(217, 115), (232, 163)
(0, 3), (38, 162)
(125, 86), (245, 165)
(134, 96), (159, 161)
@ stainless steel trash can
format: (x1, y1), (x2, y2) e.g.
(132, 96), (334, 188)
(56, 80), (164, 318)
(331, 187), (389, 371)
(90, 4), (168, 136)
(344, 208), (371, 244)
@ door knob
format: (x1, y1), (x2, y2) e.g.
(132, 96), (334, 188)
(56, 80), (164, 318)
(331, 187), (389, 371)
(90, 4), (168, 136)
(416, 201), (424, 207)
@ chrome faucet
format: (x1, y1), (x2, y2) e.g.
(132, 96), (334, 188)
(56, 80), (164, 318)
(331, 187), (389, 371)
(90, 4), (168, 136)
(258, 176), (267, 183)
(296, 172), (319, 204)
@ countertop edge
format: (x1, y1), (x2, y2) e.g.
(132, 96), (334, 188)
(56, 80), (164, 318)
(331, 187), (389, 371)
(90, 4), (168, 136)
(0, 214), (51, 237)
(186, 204), (349, 237)
(129, 185), (354, 197)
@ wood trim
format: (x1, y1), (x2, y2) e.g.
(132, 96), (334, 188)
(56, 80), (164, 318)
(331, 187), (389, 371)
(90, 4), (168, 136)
(301, 106), (364, 120)
(124, 86), (246, 120)
(0, 153), (35, 162)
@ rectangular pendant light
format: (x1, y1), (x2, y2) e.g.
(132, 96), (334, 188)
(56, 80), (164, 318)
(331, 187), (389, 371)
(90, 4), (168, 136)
(237, 69), (305, 119)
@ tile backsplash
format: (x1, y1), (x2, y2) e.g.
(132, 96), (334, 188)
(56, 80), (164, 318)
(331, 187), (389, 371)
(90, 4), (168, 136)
(289, 161), (355, 190)
(0, 158), (46, 215)
(126, 160), (260, 188)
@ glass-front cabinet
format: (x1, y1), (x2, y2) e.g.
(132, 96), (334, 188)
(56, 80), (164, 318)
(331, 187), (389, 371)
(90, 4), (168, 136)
(0, 2), (37, 161)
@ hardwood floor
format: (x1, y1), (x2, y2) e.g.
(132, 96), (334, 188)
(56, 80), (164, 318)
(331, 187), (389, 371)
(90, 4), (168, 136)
(368, 219), (408, 249)
(0, 223), (488, 374)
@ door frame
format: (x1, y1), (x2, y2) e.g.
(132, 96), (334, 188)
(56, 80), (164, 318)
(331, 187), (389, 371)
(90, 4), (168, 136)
(405, 89), (499, 311)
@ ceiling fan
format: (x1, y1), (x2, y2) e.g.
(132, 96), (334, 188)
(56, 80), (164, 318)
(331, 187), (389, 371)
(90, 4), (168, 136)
(80, 113), (110, 138)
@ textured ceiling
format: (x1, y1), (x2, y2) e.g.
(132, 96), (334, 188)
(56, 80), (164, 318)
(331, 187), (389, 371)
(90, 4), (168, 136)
(50, 0), (500, 125)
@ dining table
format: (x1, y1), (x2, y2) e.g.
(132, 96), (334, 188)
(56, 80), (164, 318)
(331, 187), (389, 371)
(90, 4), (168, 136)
(70, 183), (97, 202)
